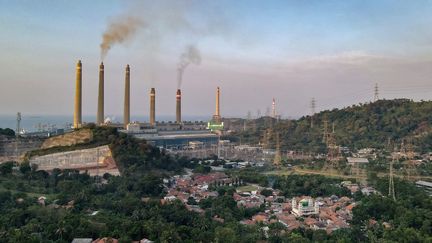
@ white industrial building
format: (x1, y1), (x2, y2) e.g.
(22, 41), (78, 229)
(291, 197), (319, 217)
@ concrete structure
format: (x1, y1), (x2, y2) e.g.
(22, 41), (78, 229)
(208, 87), (224, 132)
(415, 180), (432, 195)
(30, 145), (120, 176)
(0, 136), (43, 163)
(123, 121), (217, 148)
(150, 88), (156, 126)
(71, 239), (92, 243)
(292, 197), (319, 217)
(176, 89), (181, 124)
(213, 87), (221, 123)
(97, 62), (104, 125)
(73, 60), (82, 129)
(124, 64), (130, 128)
(347, 157), (369, 165)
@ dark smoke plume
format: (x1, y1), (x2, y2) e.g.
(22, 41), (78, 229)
(100, 16), (144, 60)
(177, 45), (201, 88)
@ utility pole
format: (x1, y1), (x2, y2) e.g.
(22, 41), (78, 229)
(374, 83), (379, 102)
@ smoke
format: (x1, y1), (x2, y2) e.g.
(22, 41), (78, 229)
(100, 16), (144, 60)
(177, 45), (201, 88)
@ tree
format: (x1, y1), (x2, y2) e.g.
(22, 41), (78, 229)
(0, 161), (14, 175)
(215, 227), (237, 243)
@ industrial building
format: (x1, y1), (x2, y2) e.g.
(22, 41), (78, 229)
(291, 197), (320, 217)
(72, 60), (223, 149)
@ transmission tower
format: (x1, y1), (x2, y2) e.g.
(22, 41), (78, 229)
(327, 122), (339, 163)
(257, 109), (261, 118)
(265, 106), (271, 117)
(273, 132), (282, 167)
(310, 98), (316, 128)
(388, 144), (396, 201)
(403, 138), (416, 181)
(14, 112), (22, 161)
(322, 117), (329, 143)
(374, 83), (379, 102)
(272, 98), (276, 118)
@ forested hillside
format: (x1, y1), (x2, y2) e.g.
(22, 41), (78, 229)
(232, 99), (432, 153)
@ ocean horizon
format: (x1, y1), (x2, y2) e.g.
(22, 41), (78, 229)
(0, 114), (214, 132)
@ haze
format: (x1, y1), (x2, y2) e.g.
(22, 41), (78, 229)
(1, 0), (432, 119)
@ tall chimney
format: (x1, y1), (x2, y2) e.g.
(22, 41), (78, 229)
(176, 89), (181, 124)
(73, 60), (82, 129)
(212, 86), (221, 123)
(150, 88), (156, 126)
(216, 86), (220, 117)
(97, 62), (104, 125)
(124, 64), (130, 128)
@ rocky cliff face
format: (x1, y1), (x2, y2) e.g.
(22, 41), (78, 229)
(29, 145), (119, 176)
(41, 129), (92, 149)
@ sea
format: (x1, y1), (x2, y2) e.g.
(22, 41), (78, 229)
(0, 114), (211, 133)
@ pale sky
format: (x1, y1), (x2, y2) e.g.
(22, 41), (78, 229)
(1, 0), (432, 119)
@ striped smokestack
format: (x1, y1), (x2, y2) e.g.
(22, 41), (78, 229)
(176, 89), (181, 123)
(123, 64), (130, 128)
(97, 62), (104, 125)
(216, 86), (220, 117)
(212, 86), (221, 123)
(150, 88), (156, 126)
(73, 60), (82, 129)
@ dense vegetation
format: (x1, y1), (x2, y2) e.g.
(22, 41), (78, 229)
(1, 155), (432, 242)
(1, 161), (431, 242)
(232, 99), (432, 153)
(0, 128), (15, 137)
(1, 122), (431, 242)
(26, 125), (190, 174)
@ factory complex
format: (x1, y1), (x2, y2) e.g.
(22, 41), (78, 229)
(73, 60), (224, 149)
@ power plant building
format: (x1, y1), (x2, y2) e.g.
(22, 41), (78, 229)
(71, 60), (221, 148)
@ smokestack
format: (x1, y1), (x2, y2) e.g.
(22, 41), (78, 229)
(176, 89), (181, 124)
(97, 62), (104, 125)
(216, 87), (220, 117)
(124, 64), (130, 128)
(73, 60), (82, 129)
(150, 88), (156, 126)
(212, 86), (221, 123)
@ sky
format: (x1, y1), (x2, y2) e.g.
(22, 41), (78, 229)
(1, 0), (432, 120)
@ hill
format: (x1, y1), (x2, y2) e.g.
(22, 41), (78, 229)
(26, 124), (189, 175)
(230, 99), (432, 153)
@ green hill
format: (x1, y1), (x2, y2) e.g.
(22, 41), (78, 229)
(232, 99), (432, 153)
